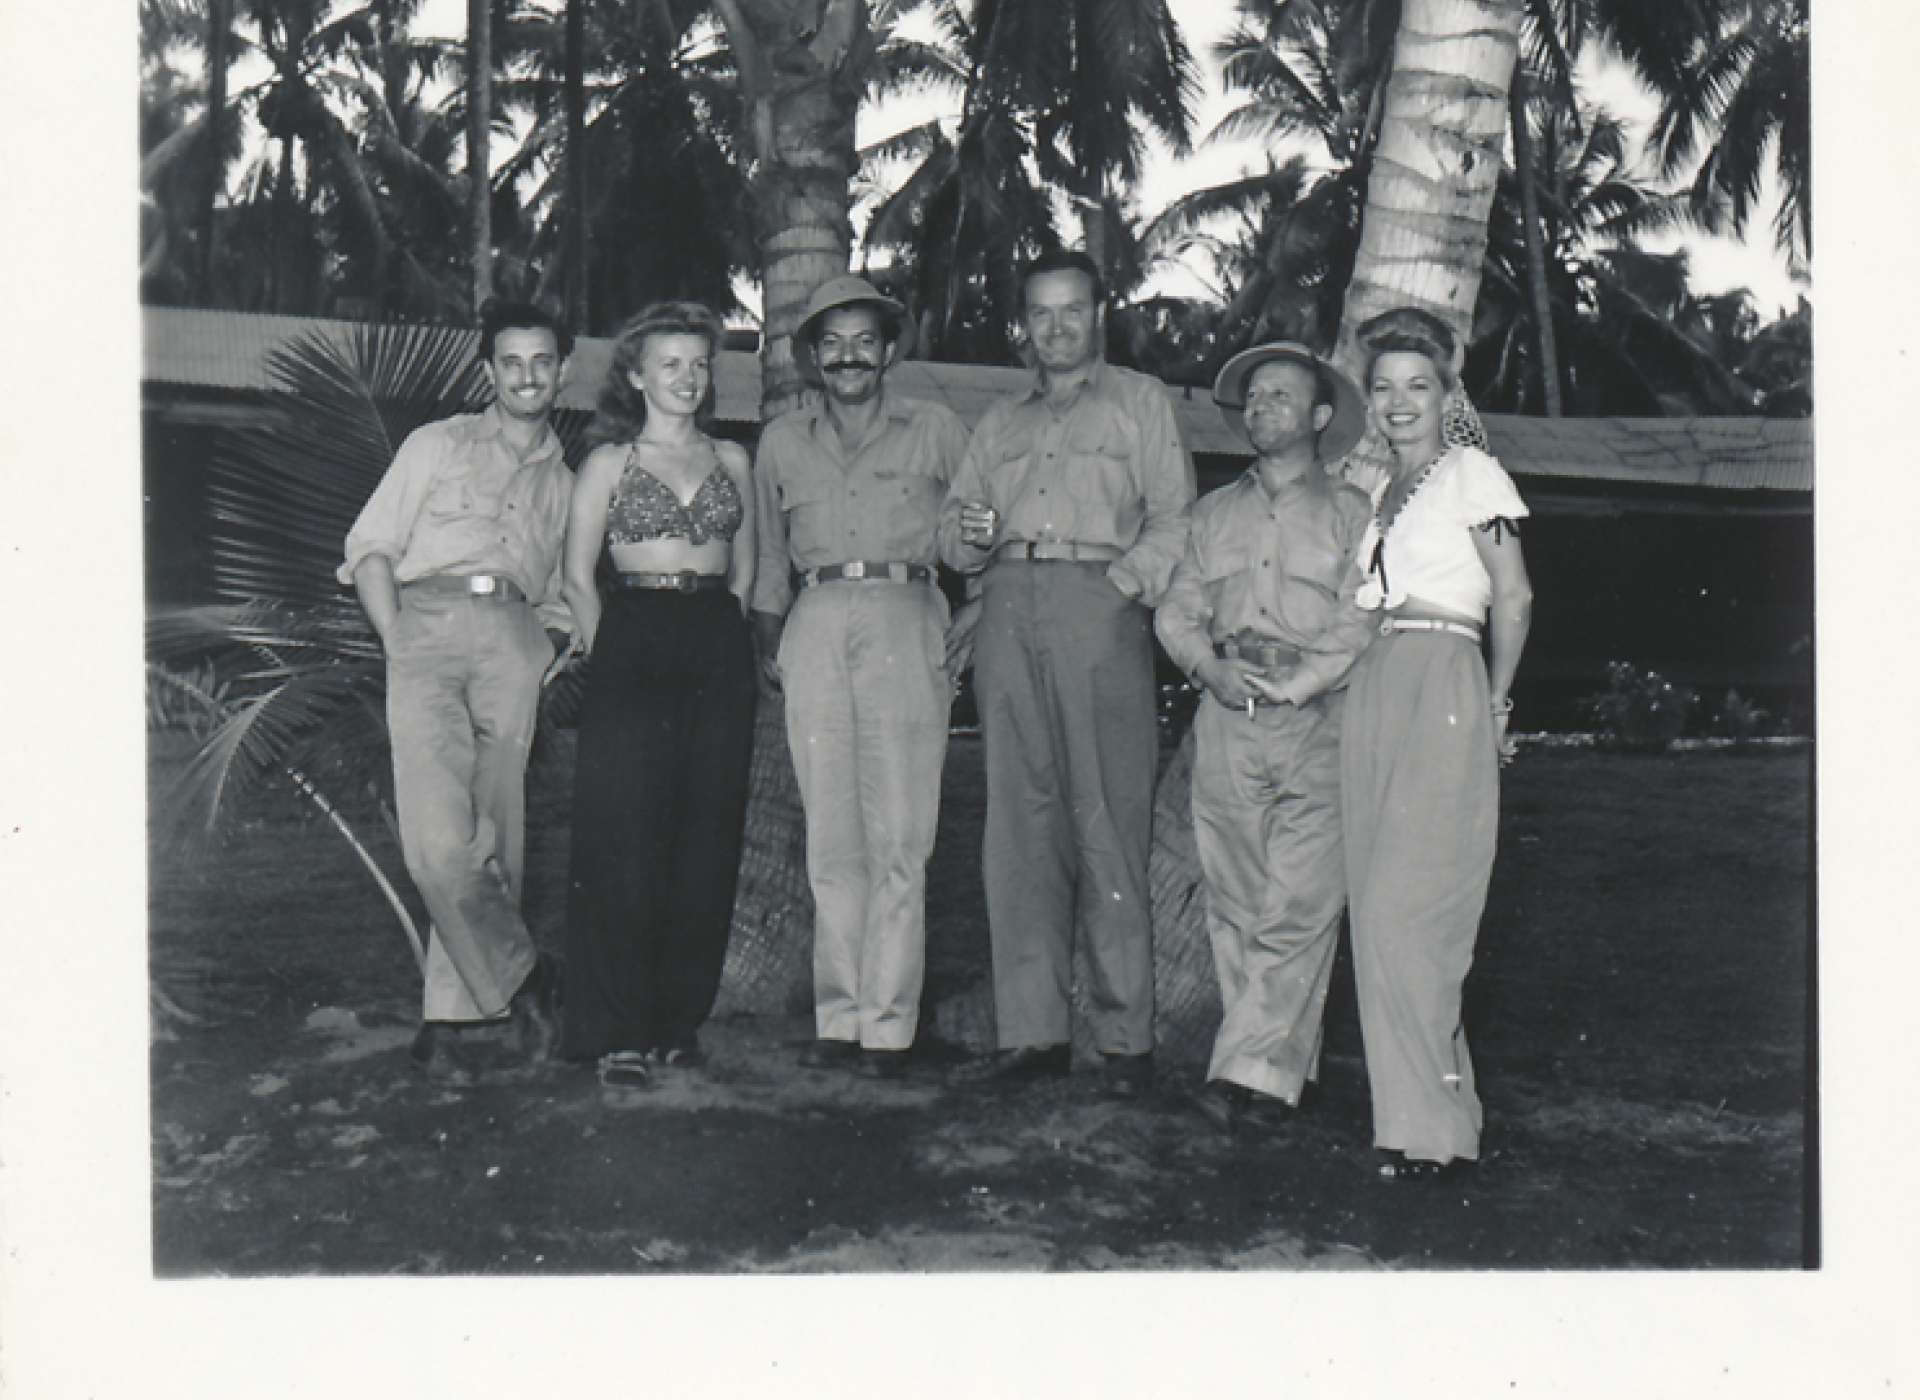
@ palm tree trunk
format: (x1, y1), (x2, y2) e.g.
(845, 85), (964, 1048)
(564, 0), (587, 331)
(1510, 71), (1564, 416)
(197, 0), (231, 302)
(1330, 0), (1524, 468)
(710, 0), (873, 419)
(702, 0), (874, 1014)
(467, 0), (493, 313)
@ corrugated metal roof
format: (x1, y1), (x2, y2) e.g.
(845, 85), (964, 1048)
(143, 307), (1811, 493)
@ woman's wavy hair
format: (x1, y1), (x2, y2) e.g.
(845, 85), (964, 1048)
(1357, 306), (1459, 392)
(587, 301), (724, 447)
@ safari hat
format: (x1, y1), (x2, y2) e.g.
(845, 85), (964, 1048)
(1212, 341), (1367, 464)
(794, 275), (916, 385)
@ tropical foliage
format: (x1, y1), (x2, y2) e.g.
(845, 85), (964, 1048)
(148, 323), (586, 958)
(138, 0), (1811, 385)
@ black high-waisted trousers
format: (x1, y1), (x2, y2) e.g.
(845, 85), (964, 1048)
(561, 589), (756, 1059)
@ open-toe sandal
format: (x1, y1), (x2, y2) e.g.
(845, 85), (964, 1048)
(596, 1051), (653, 1088)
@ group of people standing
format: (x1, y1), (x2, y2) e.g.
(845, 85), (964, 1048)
(340, 247), (1531, 1181)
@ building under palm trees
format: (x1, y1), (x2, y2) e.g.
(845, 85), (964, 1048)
(142, 306), (1812, 729)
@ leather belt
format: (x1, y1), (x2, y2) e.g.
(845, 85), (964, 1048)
(1381, 617), (1482, 643)
(798, 561), (934, 588)
(405, 573), (527, 603)
(614, 571), (730, 593)
(994, 541), (1124, 564)
(1215, 639), (1303, 669)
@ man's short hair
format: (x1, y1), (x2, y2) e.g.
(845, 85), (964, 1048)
(1019, 247), (1105, 311)
(479, 298), (574, 362)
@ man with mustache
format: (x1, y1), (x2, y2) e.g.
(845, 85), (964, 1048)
(939, 248), (1196, 1095)
(751, 275), (970, 1078)
(1155, 342), (1375, 1134)
(340, 298), (573, 1073)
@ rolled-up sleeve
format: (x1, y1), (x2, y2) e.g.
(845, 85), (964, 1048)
(751, 426), (796, 617)
(531, 471), (576, 636)
(1107, 381), (1194, 607)
(338, 424), (443, 586)
(1153, 518), (1216, 679)
(937, 409), (1003, 575)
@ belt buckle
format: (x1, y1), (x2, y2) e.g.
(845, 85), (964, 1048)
(1380, 619), (1395, 637)
(674, 572), (698, 594)
(843, 561), (867, 581)
(469, 575), (498, 597)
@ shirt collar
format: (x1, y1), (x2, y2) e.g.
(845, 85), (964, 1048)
(806, 386), (914, 446)
(1243, 459), (1329, 504)
(1019, 355), (1110, 406)
(472, 402), (564, 465)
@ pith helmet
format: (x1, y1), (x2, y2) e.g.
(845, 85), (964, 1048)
(1212, 341), (1367, 464)
(794, 275), (916, 385)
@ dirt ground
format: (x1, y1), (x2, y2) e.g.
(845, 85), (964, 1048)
(148, 736), (1810, 1274)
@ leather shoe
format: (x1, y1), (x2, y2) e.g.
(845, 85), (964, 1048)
(508, 957), (559, 1063)
(798, 1038), (860, 1070)
(854, 1048), (911, 1080)
(1101, 1051), (1154, 1098)
(949, 1044), (1070, 1086)
(1192, 1079), (1247, 1132)
(1235, 1090), (1296, 1135)
(409, 1022), (445, 1070)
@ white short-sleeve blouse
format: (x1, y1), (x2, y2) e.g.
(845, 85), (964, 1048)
(1353, 445), (1528, 618)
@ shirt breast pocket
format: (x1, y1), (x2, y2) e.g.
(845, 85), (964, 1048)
(872, 468), (943, 537)
(781, 473), (838, 540)
(424, 474), (501, 522)
(1201, 544), (1251, 612)
(1062, 421), (1134, 517)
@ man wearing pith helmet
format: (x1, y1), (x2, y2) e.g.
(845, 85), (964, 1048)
(1154, 341), (1377, 1135)
(750, 274), (971, 1079)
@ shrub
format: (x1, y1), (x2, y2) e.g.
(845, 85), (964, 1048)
(1580, 661), (1697, 753)
(1713, 689), (1774, 749)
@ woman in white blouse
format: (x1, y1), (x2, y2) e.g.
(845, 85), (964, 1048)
(1342, 307), (1534, 1180)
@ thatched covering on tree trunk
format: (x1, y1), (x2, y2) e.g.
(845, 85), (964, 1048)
(714, 706), (814, 1018)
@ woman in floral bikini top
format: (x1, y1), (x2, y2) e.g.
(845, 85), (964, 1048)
(555, 302), (759, 1085)
(605, 438), (745, 550)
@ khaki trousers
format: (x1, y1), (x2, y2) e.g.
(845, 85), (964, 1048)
(1342, 630), (1496, 1164)
(779, 582), (950, 1049)
(386, 589), (547, 1022)
(1191, 691), (1347, 1103)
(975, 562), (1157, 1054)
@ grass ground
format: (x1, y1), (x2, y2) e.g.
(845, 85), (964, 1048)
(147, 734), (1810, 1273)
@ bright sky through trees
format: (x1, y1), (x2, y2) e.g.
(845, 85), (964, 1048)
(346, 0), (1810, 315)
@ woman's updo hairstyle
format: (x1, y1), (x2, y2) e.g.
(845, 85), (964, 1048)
(1357, 306), (1459, 393)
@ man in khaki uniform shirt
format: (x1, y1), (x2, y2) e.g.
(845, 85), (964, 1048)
(752, 276), (970, 1077)
(939, 249), (1195, 1093)
(1154, 342), (1375, 1132)
(341, 300), (573, 1071)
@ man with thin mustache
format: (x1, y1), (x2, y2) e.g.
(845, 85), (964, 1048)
(341, 299), (574, 1073)
(751, 275), (970, 1078)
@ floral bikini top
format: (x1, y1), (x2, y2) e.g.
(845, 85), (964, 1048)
(606, 440), (744, 547)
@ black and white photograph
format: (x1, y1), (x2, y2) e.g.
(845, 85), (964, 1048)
(2, 0), (1912, 1394)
